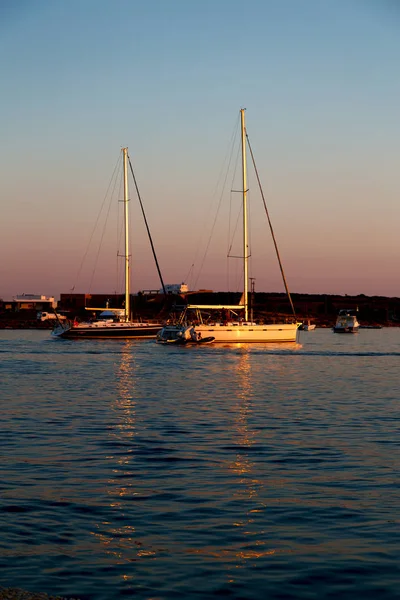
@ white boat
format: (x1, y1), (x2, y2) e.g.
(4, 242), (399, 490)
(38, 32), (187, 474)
(157, 110), (301, 345)
(299, 319), (316, 331)
(52, 148), (163, 339)
(332, 309), (360, 333)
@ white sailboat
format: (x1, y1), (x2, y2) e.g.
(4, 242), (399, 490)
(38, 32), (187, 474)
(53, 148), (163, 339)
(157, 110), (300, 344)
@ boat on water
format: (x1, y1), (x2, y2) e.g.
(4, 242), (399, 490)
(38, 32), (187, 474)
(332, 309), (360, 333)
(299, 319), (316, 331)
(157, 109), (301, 345)
(157, 328), (215, 345)
(52, 148), (163, 339)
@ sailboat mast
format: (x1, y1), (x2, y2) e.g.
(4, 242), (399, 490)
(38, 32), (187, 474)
(240, 109), (249, 321)
(122, 147), (130, 322)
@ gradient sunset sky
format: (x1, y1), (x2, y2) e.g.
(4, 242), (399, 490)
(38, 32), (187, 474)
(1, 0), (399, 299)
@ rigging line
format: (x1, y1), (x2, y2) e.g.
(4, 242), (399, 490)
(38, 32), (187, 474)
(128, 156), (166, 296)
(193, 115), (241, 291)
(226, 136), (242, 291)
(116, 174), (124, 295)
(183, 263), (195, 289)
(247, 179), (253, 265)
(246, 132), (297, 319)
(72, 152), (121, 291)
(227, 206), (242, 258)
(89, 159), (121, 293)
(192, 115), (240, 288)
(227, 140), (247, 290)
(227, 139), (241, 256)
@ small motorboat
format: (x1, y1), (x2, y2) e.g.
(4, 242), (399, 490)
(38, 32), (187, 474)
(299, 319), (316, 331)
(333, 309), (360, 333)
(157, 325), (215, 345)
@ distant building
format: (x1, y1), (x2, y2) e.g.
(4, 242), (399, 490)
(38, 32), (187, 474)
(161, 283), (189, 294)
(10, 294), (56, 311)
(59, 293), (125, 312)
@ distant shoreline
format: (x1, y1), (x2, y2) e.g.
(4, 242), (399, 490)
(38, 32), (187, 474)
(1, 291), (399, 329)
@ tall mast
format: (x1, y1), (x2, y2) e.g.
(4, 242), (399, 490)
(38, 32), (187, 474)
(122, 147), (130, 322)
(240, 109), (249, 321)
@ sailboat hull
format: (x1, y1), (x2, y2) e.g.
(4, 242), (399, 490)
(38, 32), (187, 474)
(52, 322), (162, 339)
(158, 322), (300, 344)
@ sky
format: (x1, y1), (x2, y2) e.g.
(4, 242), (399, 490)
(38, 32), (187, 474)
(1, 0), (399, 299)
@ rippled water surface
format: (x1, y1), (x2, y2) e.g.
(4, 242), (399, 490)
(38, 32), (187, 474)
(1, 329), (399, 599)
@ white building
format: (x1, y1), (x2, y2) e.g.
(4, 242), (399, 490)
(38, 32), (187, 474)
(12, 294), (57, 310)
(162, 283), (189, 294)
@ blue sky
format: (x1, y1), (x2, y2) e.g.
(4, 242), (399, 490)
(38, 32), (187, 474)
(1, 0), (399, 298)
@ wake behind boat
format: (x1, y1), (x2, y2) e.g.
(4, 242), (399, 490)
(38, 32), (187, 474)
(157, 109), (300, 345)
(53, 148), (163, 339)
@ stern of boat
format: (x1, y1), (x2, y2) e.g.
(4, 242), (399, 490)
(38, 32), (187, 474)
(52, 322), (72, 338)
(156, 324), (192, 344)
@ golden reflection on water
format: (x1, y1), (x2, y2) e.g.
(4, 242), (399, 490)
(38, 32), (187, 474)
(220, 341), (302, 351)
(91, 341), (149, 573)
(114, 340), (137, 439)
(92, 343), (282, 579)
(109, 340), (137, 507)
(229, 350), (256, 481)
(222, 350), (277, 579)
(185, 349), (284, 584)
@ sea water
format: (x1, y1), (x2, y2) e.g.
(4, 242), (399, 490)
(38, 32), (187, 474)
(0, 329), (399, 599)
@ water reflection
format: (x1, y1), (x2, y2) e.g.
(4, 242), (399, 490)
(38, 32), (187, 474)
(229, 350), (255, 480)
(113, 340), (137, 440)
(226, 351), (274, 577)
(220, 341), (302, 352)
(186, 349), (278, 579)
(91, 341), (142, 572)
